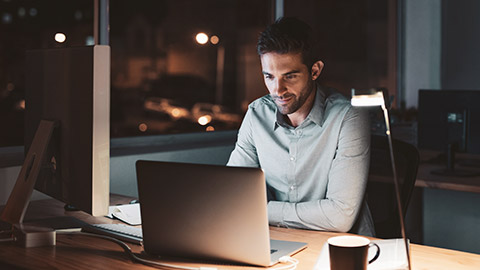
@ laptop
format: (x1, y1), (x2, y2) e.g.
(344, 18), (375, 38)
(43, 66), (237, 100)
(135, 160), (307, 267)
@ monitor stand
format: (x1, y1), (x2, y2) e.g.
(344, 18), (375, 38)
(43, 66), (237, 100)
(0, 120), (58, 247)
(431, 144), (480, 177)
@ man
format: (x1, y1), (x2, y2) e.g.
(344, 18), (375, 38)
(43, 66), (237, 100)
(227, 17), (374, 236)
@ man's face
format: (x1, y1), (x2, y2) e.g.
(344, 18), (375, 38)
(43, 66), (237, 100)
(260, 52), (315, 115)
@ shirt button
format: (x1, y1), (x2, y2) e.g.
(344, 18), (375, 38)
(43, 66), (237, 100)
(290, 156), (295, 161)
(290, 185), (296, 190)
(297, 130), (302, 135)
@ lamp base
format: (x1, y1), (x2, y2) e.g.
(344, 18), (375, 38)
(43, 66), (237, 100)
(13, 224), (56, 248)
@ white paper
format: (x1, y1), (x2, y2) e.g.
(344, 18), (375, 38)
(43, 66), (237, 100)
(107, 203), (142, 226)
(313, 238), (409, 270)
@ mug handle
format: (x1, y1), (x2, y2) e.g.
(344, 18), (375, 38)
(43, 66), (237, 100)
(368, 242), (381, 264)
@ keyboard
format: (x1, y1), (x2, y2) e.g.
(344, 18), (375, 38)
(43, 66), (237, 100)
(82, 223), (143, 245)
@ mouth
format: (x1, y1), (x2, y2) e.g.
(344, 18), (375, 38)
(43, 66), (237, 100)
(274, 95), (294, 105)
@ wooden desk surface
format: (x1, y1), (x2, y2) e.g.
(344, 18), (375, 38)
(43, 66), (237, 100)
(1, 196), (479, 270)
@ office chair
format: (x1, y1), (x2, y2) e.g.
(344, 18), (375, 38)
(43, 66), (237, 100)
(366, 134), (420, 239)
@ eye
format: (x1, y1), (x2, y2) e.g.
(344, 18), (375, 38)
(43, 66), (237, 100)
(285, 74), (298, 80)
(264, 74), (273, 80)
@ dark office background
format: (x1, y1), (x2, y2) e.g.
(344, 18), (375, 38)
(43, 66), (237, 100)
(1, 0), (480, 255)
(441, 0), (480, 90)
(0, 0), (393, 147)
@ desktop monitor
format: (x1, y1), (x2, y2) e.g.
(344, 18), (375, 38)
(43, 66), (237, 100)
(417, 89), (480, 174)
(23, 45), (110, 217)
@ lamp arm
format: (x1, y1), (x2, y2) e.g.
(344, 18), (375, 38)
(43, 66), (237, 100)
(382, 105), (412, 270)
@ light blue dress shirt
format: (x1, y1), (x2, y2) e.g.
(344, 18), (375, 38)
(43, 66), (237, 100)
(227, 85), (374, 236)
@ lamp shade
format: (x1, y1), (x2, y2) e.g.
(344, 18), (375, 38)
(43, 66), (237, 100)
(351, 90), (385, 107)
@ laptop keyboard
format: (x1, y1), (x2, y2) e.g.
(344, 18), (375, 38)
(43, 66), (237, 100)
(81, 223), (143, 245)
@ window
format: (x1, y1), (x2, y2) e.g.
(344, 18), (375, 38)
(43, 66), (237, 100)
(0, 0), (396, 148)
(109, 0), (271, 137)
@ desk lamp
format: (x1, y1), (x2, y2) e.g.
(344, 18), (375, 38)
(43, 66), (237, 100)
(351, 89), (411, 270)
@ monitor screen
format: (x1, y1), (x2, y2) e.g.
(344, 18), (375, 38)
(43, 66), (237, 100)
(418, 89), (480, 155)
(24, 46), (110, 216)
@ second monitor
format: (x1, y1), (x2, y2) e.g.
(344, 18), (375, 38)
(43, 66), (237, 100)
(418, 89), (480, 176)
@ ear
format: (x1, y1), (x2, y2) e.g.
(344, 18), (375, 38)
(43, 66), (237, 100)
(310, 61), (324, 80)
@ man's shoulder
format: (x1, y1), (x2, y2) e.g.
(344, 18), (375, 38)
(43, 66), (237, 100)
(322, 87), (352, 111)
(320, 87), (368, 125)
(248, 94), (277, 112)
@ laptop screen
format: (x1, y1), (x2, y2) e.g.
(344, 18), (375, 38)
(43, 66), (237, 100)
(136, 160), (273, 266)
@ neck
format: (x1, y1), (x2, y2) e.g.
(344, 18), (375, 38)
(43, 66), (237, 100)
(286, 87), (316, 127)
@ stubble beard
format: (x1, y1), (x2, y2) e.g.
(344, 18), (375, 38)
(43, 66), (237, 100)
(274, 81), (315, 115)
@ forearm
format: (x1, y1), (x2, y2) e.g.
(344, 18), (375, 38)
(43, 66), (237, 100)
(267, 189), (365, 232)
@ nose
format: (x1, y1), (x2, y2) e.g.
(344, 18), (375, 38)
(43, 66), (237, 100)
(271, 78), (287, 97)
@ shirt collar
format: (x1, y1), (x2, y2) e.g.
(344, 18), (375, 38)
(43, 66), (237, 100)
(273, 83), (326, 130)
(308, 85), (326, 127)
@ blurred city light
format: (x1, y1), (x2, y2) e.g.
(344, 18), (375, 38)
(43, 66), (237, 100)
(210, 35), (219, 45)
(55, 33), (67, 43)
(195, 32), (209, 45)
(16, 100), (25, 110)
(171, 108), (181, 118)
(74, 10), (83, 21)
(29, 8), (37, 17)
(2, 13), (12, 24)
(206, 126), (215, 132)
(198, 115), (212, 125)
(138, 123), (148, 132)
(18, 7), (26, 18)
(85, 36), (95, 45)
(6, 83), (15, 92)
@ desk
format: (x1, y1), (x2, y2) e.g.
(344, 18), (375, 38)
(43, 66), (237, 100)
(1, 196), (479, 270)
(369, 149), (480, 254)
(415, 150), (480, 194)
(369, 150), (480, 194)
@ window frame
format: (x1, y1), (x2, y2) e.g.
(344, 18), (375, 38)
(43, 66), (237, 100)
(0, 130), (238, 169)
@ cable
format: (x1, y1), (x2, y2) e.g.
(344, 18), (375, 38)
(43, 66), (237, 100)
(270, 256), (299, 270)
(58, 231), (299, 270)
(0, 237), (15, 243)
(0, 229), (15, 243)
(57, 231), (218, 270)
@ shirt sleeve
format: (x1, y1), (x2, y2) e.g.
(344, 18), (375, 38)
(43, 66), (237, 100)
(227, 107), (260, 168)
(268, 106), (371, 232)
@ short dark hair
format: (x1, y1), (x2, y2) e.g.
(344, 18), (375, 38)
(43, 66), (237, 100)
(257, 17), (315, 68)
